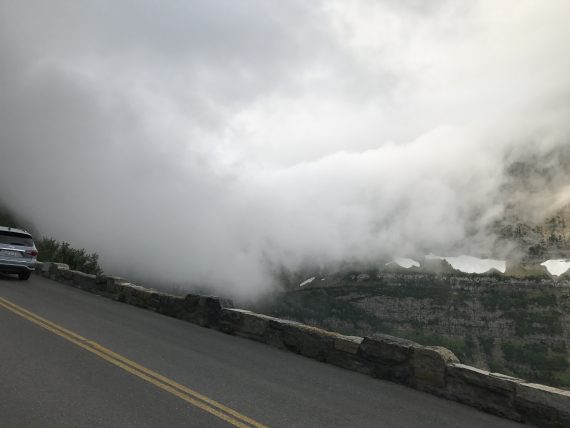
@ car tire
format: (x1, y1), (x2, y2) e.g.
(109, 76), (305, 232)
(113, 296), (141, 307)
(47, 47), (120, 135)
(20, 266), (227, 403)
(18, 272), (31, 280)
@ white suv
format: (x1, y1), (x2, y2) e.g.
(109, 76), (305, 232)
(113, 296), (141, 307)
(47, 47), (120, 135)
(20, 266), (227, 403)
(0, 226), (38, 280)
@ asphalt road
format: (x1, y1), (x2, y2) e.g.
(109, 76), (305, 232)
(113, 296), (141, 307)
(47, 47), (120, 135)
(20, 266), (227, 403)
(0, 274), (523, 428)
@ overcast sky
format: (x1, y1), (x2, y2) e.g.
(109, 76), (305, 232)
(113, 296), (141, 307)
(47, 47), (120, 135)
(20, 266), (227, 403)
(1, 1), (569, 297)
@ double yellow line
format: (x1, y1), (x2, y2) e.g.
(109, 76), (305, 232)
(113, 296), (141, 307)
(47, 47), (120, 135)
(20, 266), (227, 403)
(0, 296), (267, 428)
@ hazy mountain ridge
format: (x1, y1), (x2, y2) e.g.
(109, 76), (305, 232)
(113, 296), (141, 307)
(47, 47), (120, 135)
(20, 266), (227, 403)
(496, 204), (570, 261)
(494, 144), (570, 260)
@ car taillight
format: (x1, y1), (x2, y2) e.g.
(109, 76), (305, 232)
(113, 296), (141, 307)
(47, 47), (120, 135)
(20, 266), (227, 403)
(26, 249), (38, 257)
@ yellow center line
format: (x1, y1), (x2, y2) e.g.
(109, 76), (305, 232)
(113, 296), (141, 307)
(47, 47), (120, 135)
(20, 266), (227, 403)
(0, 296), (268, 428)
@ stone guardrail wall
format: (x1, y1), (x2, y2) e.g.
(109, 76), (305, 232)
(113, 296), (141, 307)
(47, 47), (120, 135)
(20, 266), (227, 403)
(35, 262), (570, 427)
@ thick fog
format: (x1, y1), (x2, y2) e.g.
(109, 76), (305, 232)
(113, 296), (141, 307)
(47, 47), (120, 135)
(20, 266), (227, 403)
(1, 1), (569, 297)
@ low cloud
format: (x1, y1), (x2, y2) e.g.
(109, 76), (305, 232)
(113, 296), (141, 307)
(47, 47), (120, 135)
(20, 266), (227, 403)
(1, 1), (569, 298)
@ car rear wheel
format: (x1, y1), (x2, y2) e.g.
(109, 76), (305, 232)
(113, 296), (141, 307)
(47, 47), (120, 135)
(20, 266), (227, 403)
(18, 271), (31, 280)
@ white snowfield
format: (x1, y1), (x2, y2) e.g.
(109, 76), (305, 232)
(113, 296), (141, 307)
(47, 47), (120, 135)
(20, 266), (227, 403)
(299, 277), (316, 287)
(301, 258), (569, 287)
(425, 255), (507, 274)
(541, 260), (570, 276)
(388, 257), (421, 269)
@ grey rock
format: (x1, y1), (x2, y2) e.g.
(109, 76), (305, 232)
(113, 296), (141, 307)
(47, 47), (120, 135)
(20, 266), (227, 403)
(34, 262), (44, 274)
(197, 295), (233, 327)
(334, 335), (363, 354)
(219, 308), (249, 334)
(72, 271), (97, 290)
(412, 346), (458, 391)
(265, 318), (304, 349)
(445, 364), (522, 421)
(60, 268), (74, 281)
(359, 334), (420, 385)
(278, 324), (336, 361)
(515, 382), (570, 427)
(327, 335), (368, 373)
(239, 312), (274, 340)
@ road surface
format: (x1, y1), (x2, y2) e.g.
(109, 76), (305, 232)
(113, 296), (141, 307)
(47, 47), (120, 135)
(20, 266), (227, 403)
(0, 273), (522, 427)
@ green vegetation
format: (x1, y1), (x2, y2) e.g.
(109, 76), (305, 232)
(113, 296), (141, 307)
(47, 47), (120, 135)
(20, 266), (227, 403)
(501, 341), (569, 386)
(502, 342), (568, 372)
(36, 238), (103, 275)
(479, 336), (495, 357)
(256, 287), (383, 336)
(481, 289), (557, 312)
(508, 310), (563, 336)
(554, 370), (570, 386)
(481, 288), (563, 336)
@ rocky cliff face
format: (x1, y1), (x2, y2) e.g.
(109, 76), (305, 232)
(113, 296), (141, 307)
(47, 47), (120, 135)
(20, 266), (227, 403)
(495, 204), (570, 260)
(495, 145), (570, 260)
(257, 273), (570, 388)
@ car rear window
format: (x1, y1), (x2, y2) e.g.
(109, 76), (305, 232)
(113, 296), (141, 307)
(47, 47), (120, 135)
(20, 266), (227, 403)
(0, 231), (34, 247)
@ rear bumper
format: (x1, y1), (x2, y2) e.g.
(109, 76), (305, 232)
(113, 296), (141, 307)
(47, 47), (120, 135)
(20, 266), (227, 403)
(0, 261), (36, 274)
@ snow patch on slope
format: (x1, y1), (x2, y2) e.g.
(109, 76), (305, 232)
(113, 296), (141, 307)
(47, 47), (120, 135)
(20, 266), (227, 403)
(387, 257), (421, 269)
(425, 255), (506, 274)
(541, 260), (570, 276)
(299, 277), (316, 287)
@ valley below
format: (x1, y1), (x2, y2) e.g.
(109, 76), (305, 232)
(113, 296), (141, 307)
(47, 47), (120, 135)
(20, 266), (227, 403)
(255, 271), (570, 389)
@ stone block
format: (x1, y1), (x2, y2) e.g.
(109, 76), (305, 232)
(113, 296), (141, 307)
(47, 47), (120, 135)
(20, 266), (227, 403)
(219, 308), (249, 334)
(72, 271), (97, 290)
(41, 262), (51, 277)
(196, 295), (233, 328)
(360, 334), (419, 363)
(123, 285), (154, 308)
(445, 364), (522, 420)
(327, 335), (368, 373)
(152, 293), (231, 327)
(146, 291), (169, 311)
(265, 318), (304, 349)
(154, 294), (187, 318)
(60, 268), (74, 283)
(184, 294), (200, 309)
(333, 335), (363, 354)
(358, 334), (420, 385)
(412, 346), (459, 391)
(53, 263), (70, 270)
(238, 312), (274, 341)
(108, 282), (128, 301)
(104, 276), (130, 295)
(34, 262), (44, 275)
(48, 262), (69, 281)
(515, 383), (570, 427)
(277, 324), (335, 361)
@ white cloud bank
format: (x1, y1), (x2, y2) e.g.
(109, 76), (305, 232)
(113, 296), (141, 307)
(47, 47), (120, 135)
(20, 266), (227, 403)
(0, 1), (569, 297)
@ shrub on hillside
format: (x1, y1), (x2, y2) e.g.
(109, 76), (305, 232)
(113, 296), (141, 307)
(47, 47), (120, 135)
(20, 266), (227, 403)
(36, 238), (103, 275)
